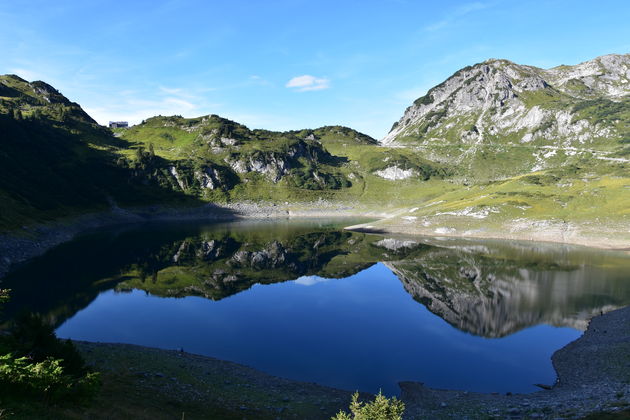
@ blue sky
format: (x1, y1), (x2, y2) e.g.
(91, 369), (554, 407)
(1, 0), (628, 139)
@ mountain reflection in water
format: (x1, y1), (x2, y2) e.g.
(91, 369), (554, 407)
(3, 220), (630, 393)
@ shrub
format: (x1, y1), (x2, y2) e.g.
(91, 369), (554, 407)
(0, 309), (101, 404)
(0, 354), (100, 403)
(332, 391), (405, 420)
(10, 312), (87, 376)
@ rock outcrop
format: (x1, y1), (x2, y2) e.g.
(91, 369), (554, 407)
(382, 54), (630, 178)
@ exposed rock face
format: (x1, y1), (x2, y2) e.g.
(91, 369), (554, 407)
(195, 167), (225, 190)
(225, 151), (291, 182)
(168, 166), (187, 190)
(545, 53), (630, 98)
(224, 141), (329, 183)
(382, 54), (630, 177)
(374, 166), (416, 180)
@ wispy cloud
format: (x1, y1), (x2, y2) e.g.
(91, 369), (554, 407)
(424, 1), (490, 32)
(8, 67), (47, 82)
(83, 85), (221, 126)
(248, 75), (273, 87)
(286, 75), (330, 92)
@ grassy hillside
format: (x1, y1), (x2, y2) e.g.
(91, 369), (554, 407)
(113, 114), (448, 206)
(0, 76), (200, 230)
(0, 75), (446, 231)
(1, 56), (629, 247)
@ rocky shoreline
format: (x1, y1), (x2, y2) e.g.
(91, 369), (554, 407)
(344, 217), (630, 251)
(1, 204), (629, 418)
(2, 201), (628, 281)
(0, 201), (379, 279)
(399, 305), (630, 418)
(73, 306), (630, 419)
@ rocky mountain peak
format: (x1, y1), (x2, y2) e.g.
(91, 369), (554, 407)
(381, 53), (629, 179)
(544, 53), (630, 98)
(382, 58), (552, 144)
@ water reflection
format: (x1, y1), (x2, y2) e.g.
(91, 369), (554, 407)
(3, 221), (630, 338)
(2, 220), (630, 393)
(386, 237), (630, 337)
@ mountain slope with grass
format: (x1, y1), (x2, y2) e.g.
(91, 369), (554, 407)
(0, 75), (204, 231)
(0, 76), (407, 231)
(111, 114), (449, 206)
(1, 53), (629, 248)
(383, 54), (629, 180)
(349, 54), (630, 248)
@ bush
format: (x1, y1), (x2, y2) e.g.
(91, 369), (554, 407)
(10, 312), (87, 376)
(332, 391), (405, 420)
(0, 354), (100, 403)
(0, 310), (101, 404)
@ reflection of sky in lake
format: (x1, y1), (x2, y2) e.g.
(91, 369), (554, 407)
(57, 263), (581, 396)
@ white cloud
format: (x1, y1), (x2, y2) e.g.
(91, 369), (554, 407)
(83, 89), (221, 126)
(286, 75), (330, 92)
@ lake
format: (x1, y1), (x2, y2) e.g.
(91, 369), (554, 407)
(3, 219), (630, 396)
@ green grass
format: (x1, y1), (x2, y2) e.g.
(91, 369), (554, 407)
(1, 71), (629, 238)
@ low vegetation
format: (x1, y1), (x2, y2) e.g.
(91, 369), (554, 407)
(332, 391), (405, 420)
(0, 290), (100, 415)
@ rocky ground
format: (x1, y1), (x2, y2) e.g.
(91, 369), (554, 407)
(345, 216), (630, 251)
(399, 305), (630, 418)
(71, 341), (361, 420)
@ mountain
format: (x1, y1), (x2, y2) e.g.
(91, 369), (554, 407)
(0, 75), (201, 230)
(1, 54), (628, 248)
(383, 54), (629, 182)
(0, 74), (446, 232)
(113, 115), (369, 200)
(348, 54), (630, 248)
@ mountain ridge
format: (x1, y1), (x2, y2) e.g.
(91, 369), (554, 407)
(382, 54), (629, 173)
(1, 53), (628, 249)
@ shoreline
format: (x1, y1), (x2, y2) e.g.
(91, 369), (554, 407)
(0, 202), (382, 279)
(343, 218), (630, 251)
(1, 203), (629, 417)
(71, 305), (630, 419)
(1, 201), (628, 280)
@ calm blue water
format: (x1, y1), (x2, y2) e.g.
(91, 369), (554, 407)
(56, 262), (580, 395)
(5, 220), (629, 396)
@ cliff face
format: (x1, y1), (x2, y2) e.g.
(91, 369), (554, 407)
(382, 54), (629, 179)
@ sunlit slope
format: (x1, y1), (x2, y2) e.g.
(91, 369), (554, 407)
(383, 54), (630, 181)
(354, 54), (630, 245)
(1, 53), (629, 244)
(113, 115), (448, 205)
